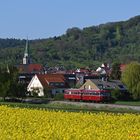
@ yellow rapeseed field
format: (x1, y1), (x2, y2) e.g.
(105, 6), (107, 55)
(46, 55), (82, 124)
(0, 105), (140, 140)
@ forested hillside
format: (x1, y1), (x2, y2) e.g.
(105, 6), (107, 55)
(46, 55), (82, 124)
(0, 15), (140, 69)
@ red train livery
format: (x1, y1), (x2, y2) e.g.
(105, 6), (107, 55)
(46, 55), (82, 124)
(64, 89), (111, 102)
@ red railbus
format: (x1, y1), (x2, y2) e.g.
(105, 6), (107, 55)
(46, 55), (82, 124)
(64, 89), (111, 102)
(64, 89), (82, 100)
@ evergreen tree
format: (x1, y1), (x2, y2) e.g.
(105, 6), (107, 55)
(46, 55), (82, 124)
(110, 62), (121, 80)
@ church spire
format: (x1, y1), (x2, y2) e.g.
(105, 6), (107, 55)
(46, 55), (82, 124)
(7, 64), (10, 73)
(23, 38), (30, 64)
(24, 38), (29, 57)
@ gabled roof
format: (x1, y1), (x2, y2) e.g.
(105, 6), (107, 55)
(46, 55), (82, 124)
(36, 74), (66, 88)
(87, 79), (127, 91)
(17, 64), (43, 73)
(28, 64), (43, 73)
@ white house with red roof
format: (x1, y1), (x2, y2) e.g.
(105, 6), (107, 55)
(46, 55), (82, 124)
(27, 74), (67, 96)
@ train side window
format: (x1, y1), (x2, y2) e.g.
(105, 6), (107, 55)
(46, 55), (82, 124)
(100, 93), (104, 96)
(94, 92), (97, 95)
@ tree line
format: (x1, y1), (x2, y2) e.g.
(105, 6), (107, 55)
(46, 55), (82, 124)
(0, 66), (26, 101)
(0, 16), (140, 69)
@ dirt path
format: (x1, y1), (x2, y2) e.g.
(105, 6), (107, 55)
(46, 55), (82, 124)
(52, 101), (140, 111)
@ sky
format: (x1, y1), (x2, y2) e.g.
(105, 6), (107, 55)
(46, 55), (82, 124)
(0, 0), (140, 39)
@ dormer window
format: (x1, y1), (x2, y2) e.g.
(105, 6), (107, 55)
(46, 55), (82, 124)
(49, 82), (54, 86)
(60, 83), (64, 86)
(55, 83), (59, 86)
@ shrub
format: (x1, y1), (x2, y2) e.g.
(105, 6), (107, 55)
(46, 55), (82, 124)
(111, 89), (121, 100)
(53, 93), (64, 100)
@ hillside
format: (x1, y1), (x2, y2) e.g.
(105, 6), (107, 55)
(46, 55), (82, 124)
(0, 15), (140, 69)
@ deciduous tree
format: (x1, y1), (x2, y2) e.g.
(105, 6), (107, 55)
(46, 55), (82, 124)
(122, 62), (140, 100)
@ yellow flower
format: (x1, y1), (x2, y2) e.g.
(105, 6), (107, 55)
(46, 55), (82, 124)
(0, 105), (139, 140)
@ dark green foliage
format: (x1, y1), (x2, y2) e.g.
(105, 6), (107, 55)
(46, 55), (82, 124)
(75, 83), (83, 88)
(110, 62), (121, 80)
(111, 89), (131, 101)
(15, 83), (27, 98)
(53, 93), (64, 100)
(0, 67), (11, 100)
(0, 16), (140, 68)
(0, 65), (26, 100)
(111, 89), (121, 100)
(44, 87), (52, 98)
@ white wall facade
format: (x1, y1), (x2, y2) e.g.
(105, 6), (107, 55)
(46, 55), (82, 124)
(27, 75), (44, 96)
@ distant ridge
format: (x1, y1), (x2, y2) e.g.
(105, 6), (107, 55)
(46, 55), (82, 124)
(0, 15), (140, 69)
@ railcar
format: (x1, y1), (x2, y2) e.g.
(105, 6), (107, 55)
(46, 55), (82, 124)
(64, 89), (82, 101)
(64, 89), (111, 102)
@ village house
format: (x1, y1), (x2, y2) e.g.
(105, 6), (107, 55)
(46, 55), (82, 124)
(27, 74), (68, 96)
(80, 79), (127, 92)
(16, 38), (128, 98)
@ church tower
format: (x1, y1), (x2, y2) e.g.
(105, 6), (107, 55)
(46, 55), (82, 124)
(23, 38), (30, 64)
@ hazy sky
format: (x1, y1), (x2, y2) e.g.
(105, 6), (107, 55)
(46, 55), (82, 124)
(0, 0), (140, 39)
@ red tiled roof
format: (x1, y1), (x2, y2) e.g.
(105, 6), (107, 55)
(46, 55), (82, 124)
(28, 64), (43, 73)
(120, 64), (127, 72)
(66, 70), (75, 74)
(79, 68), (90, 73)
(17, 64), (43, 73)
(36, 74), (65, 88)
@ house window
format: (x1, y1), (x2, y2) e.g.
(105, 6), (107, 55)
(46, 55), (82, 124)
(55, 83), (59, 86)
(50, 83), (54, 86)
(60, 83), (64, 86)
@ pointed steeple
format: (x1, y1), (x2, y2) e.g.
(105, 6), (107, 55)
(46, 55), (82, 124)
(7, 64), (10, 73)
(23, 37), (30, 64)
(24, 38), (29, 57)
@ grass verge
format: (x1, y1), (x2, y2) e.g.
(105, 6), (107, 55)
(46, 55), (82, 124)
(0, 101), (140, 114)
(114, 101), (140, 106)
